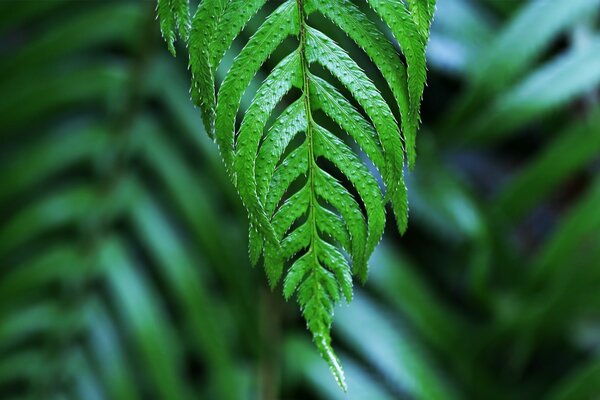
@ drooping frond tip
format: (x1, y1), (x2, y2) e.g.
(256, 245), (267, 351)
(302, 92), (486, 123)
(156, 0), (435, 389)
(157, 0), (191, 56)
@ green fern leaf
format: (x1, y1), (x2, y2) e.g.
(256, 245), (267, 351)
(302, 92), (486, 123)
(366, 0), (428, 167)
(157, 0), (435, 388)
(189, 0), (266, 136)
(407, 0), (436, 38)
(156, 0), (190, 56)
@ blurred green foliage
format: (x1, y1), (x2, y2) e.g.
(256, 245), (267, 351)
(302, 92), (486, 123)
(1, 1), (599, 399)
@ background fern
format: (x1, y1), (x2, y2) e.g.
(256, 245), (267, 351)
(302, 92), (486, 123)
(2, 0), (600, 399)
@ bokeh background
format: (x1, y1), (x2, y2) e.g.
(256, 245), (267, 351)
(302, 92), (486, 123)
(1, 0), (600, 399)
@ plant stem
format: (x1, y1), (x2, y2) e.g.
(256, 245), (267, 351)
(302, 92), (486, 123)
(259, 286), (281, 400)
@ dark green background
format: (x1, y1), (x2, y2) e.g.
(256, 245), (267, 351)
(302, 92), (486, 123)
(1, 0), (600, 399)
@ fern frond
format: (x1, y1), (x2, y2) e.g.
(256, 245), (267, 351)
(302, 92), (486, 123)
(157, 0), (435, 388)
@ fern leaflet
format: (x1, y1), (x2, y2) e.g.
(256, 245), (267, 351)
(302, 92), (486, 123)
(156, 0), (190, 56)
(157, 0), (435, 389)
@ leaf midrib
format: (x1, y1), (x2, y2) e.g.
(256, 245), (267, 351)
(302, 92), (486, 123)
(297, 0), (318, 264)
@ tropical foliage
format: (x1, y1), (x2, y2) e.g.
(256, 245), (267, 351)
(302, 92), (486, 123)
(156, 0), (435, 387)
(1, 0), (600, 399)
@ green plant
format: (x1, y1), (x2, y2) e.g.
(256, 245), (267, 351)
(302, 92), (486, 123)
(157, 0), (435, 387)
(3, 1), (600, 399)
